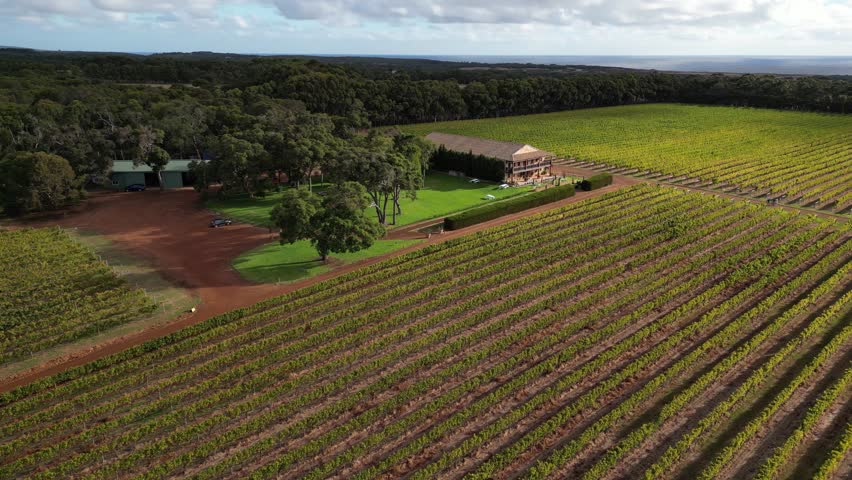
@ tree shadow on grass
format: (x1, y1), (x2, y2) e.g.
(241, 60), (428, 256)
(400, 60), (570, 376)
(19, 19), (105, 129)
(232, 257), (329, 284)
(422, 172), (503, 192)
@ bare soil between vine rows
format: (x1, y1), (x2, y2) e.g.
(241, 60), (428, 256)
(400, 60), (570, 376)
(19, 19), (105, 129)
(1, 183), (628, 393)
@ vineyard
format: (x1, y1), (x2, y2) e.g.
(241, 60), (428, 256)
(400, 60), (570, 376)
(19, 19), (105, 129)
(403, 104), (852, 213)
(0, 228), (156, 364)
(0, 185), (849, 478)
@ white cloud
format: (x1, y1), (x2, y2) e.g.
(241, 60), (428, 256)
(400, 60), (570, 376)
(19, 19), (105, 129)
(263, 0), (778, 26)
(0, 0), (224, 19)
(0, 0), (849, 55)
(0, 0), (88, 16)
(0, 0), (810, 26)
(233, 14), (249, 28)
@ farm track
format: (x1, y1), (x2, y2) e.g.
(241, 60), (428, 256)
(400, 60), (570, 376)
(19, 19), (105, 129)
(2, 185), (851, 479)
(0, 182), (628, 394)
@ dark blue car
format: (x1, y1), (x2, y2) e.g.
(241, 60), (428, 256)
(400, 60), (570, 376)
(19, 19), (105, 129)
(209, 218), (233, 228)
(124, 184), (146, 192)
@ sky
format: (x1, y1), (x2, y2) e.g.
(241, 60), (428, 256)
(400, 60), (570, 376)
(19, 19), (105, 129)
(0, 0), (850, 56)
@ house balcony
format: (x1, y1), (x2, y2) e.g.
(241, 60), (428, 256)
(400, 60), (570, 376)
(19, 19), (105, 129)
(509, 159), (553, 174)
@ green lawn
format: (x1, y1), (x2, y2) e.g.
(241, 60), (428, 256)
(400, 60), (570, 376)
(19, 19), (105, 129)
(218, 172), (535, 284)
(233, 239), (421, 284)
(207, 171), (533, 228)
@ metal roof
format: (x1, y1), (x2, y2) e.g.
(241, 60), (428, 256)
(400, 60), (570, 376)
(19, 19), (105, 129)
(110, 160), (198, 173)
(425, 132), (552, 162)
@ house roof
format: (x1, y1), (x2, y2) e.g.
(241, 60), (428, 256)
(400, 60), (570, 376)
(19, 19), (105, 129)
(425, 132), (552, 162)
(110, 160), (198, 173)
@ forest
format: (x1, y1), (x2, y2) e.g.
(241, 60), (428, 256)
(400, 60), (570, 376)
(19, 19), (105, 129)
(0, 48), (849, 206)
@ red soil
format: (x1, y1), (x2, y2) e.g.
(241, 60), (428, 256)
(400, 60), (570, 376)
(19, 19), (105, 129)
(0, 184), (628, 393)
(31, 189), (285, 317)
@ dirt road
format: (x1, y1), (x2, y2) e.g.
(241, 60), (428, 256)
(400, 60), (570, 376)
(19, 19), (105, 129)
(1, 183), (629, 393)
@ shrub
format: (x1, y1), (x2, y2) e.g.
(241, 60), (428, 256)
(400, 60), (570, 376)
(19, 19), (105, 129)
(579, 173), (613, 191)
(445, 184), (574, 230)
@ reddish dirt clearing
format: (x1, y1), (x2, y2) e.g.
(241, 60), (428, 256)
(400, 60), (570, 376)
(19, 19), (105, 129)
(0, 184), (628, 393)
(28, 189), (284, 319)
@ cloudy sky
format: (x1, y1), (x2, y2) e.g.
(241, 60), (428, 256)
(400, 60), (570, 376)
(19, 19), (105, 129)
(0, 0), (850, 55)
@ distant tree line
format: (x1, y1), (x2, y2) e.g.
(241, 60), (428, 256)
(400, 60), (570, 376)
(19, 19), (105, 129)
(0, 50), (849, 215)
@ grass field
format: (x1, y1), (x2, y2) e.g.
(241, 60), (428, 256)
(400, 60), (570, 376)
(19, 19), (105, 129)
(218, 170), (530, 284)
(233, 239), (421, 283)
(206, 171), (532, 228)
(404, 104), (852, 212)
(0, 228), (159, 365)
(2, 185), (850, 479)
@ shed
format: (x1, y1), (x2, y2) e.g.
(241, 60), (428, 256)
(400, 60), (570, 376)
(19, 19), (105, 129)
(109, 160), (197, 189)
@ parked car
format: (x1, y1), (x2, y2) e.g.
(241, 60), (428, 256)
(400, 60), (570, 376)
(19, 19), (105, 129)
(124, 184), (146, 192)
(469, 178), (480, 183)
(209, 218), (233, 228)
(483, 194), (496, 200)
(498, 184), (510, 189)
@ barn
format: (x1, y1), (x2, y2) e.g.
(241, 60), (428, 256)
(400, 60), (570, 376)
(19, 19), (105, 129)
(109, 160), (197, 189)
(425, 132), (554, 183)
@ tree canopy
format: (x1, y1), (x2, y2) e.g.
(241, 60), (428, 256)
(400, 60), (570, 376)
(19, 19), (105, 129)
(0, 50), (848, 186)
(270, 181), (384, 261)
(0, 49), (848, 211)
(0, 151), (82, 215)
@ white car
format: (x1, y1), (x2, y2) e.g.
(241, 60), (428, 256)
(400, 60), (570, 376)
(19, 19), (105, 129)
(469, 178), (480, 183)
(498, 184), (510, 189)
(483, 194), (496, 200)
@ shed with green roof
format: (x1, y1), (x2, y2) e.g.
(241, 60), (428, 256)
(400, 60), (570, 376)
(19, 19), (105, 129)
(109, 160), (197, 189)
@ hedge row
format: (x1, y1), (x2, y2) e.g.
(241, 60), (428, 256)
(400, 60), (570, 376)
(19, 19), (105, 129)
(579, 173), (613, 191)
(430, 145), (506, 182)
(445, 185), (575, 230)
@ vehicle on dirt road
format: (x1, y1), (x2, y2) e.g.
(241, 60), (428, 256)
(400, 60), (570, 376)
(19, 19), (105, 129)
(124, 184), (146, 192)
(209, 218), (233, 228)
